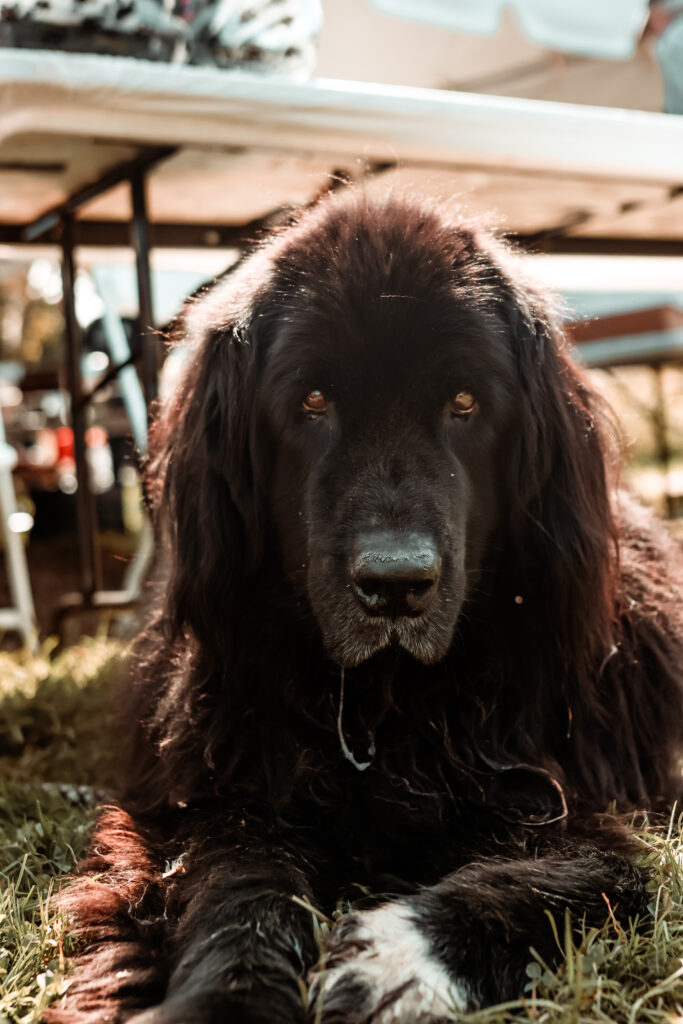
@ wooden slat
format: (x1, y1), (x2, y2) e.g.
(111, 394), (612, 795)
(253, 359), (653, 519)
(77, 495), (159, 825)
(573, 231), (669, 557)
(567, 305), (683, 344)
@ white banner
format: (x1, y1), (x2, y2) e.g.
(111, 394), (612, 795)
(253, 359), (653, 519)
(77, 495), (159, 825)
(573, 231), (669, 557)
(367, 0), (650, 59)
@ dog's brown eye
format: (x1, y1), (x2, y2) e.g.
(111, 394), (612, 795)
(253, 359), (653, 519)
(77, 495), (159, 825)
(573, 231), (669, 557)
(450, 391), (476, 418)
(302, 390), (328, 417)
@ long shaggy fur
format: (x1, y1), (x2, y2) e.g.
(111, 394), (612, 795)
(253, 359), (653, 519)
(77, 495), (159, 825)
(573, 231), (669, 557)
(48, 193), (683, 1024)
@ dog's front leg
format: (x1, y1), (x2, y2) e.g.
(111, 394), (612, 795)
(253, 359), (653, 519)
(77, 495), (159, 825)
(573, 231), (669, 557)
(310, 847), (647, 1022)
(130, 827), (321, 1024)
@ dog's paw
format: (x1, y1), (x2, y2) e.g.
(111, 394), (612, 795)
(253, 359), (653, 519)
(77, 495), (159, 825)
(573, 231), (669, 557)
(309, 902), (468, 1023)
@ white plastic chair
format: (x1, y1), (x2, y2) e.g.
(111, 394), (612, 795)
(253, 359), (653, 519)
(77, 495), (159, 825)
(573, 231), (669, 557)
(0, 410), (37, 650)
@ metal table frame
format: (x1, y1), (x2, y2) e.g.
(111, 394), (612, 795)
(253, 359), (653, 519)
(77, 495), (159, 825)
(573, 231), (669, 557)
(15, 145), (176, 623)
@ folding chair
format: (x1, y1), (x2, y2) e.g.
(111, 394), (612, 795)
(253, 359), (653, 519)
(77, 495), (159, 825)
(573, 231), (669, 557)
(0, 408), (37, 650)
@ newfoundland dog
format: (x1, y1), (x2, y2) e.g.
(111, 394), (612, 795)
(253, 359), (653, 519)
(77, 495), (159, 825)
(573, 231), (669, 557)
(50, 193), (683, 1024)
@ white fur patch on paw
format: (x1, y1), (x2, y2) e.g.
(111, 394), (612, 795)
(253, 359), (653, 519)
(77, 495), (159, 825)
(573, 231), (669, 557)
(310, 902), (468, 1023)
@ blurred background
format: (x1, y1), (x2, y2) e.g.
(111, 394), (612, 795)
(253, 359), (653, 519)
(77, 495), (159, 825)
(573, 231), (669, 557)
(1, 0), (682, 645)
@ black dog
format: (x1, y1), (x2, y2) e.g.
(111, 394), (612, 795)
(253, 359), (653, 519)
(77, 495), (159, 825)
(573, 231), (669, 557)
(50, 194), (683, 1024)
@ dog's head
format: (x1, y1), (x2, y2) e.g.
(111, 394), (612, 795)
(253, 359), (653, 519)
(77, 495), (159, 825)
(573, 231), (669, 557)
(151, 195), (617, 671)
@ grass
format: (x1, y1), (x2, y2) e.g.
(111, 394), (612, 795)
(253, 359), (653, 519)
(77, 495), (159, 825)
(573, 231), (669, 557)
(0, 640), (682, 1023)
(0, 638), (123, 1024)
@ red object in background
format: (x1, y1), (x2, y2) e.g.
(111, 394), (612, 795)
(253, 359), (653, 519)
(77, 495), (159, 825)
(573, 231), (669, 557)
(55, 425), (74, 463)
(85, 426), (108, 449)
(55, 425), (77, 494)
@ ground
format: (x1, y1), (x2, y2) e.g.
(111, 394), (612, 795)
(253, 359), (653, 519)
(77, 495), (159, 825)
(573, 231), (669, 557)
(0, 639), (682, 1024)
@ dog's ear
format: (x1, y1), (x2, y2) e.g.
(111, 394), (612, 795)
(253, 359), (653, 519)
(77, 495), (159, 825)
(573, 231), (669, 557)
(146, 297), (263, 651)
(504, 297), (618, 666)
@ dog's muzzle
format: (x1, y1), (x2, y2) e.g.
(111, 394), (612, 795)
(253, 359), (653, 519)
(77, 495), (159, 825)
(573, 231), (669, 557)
(348, 532), (441, 619)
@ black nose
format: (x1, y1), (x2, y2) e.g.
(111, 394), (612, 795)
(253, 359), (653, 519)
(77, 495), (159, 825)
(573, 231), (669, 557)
(350, 532), (441, 618)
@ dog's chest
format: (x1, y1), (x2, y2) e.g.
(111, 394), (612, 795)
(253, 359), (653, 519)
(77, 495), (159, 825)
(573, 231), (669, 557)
(302, 760), (467, 891)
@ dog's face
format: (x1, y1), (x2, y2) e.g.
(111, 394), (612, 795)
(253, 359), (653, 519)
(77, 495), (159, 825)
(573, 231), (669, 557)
(162, 197), (612, 678)
(253, 202), (520, 666)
